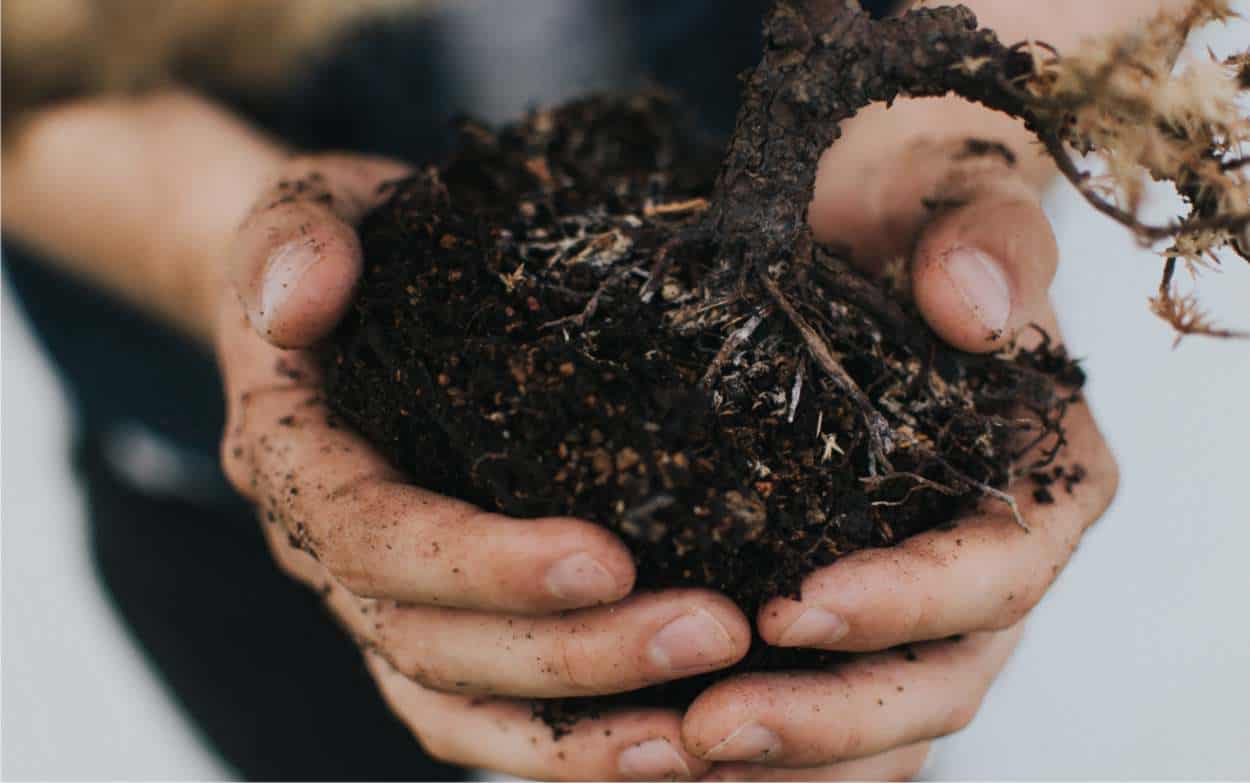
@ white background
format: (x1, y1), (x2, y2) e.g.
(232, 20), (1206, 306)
(3, 10), (1249, 781)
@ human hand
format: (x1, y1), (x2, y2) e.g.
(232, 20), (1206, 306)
(679, 131), (1118, 778)
(217, 154), (754, 781)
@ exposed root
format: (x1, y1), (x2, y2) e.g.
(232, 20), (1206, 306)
(938, 457), (1030, 532)
(757, 260), (895, 474)
(644, 197), (710, 218)
(639, 227), (710, 303)
(540, 266), (633, 331)
(787, 359), (805, 424)
(1151, 257), (1250, 345)
(865, 460), (1028, 532)
(700, 308), (771, 390)
(1041, 132), (1250, 244)
(970, 480), (1029, 532)
(864, 472), (961, 507)
(623, 494), (677, 524)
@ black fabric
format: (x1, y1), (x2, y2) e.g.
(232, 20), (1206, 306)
(226, 15), (457, 167)
(3, 0), (898, 472)
(3, 1), (898, 778)
(3, 244), (233, 493)
(77, 434), (466, 781)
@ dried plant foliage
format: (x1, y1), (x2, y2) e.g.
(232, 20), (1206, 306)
(1150, 258), (1250, 344)
(1014, 0), (1249, 339)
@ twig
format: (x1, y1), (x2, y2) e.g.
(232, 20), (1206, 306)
(701, 308), (771, 389)
(1041, 132), (1250, 243)
(639, 226), (710, 303)
(643, 197), (710, 217)
(969, 480), (1029, 532)
(787, 358), (805, 424)
(623, 494), (677, 523)
(639, 236), (685, 303)
(937, 457), (1030, 532)
(757, 261), (895, 474)
(864, 471), (961, 507)
(1151, 257), (1250, 344)
(540, 266), (632, 330)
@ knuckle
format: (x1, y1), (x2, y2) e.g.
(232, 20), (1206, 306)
(414, 728), (460, 766)
(1091, 443), (1121, 521)
(305, 480), (405, 598)
(261, 525), (326, 587)
(317, 528), (387, 599)
(274, 546), (321, 588)
(330, 561), (383, 598)
(376, 642), (447, 694)
(1103, 456), (1121, 509)
(284, 154), (323, 172)
(384, 646), (441, 691)
(901, 599), (933, 642)
(219, 396), (260, 497)
(991, 582), (1044, 630)
(552, 633), (596, 692)
(219, 436), (253, 496)
(832, 726), (868, 760)
(896, 746), (932, 782)
(267, 542), (303, 579)
(940, 696), (983, 737)
(988, 601), (1031, 631)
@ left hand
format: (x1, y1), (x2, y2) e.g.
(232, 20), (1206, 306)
(680, 128), (1118, 778)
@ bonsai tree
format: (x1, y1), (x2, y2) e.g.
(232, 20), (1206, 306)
(317, 0), (1249, 720)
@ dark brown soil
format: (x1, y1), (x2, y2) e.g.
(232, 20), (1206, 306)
(318, 91), (1081, 724)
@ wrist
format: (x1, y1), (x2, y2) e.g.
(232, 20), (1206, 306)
(2, 90), (287, 344)
(150, 92), (288, 341)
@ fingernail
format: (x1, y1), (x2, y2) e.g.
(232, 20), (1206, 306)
(705, 722), (782, 762)
(941, 246), (1011, 337)
(545, 552), (617, 604)
(618, 738), (692, 781)
(778, 607), (849, 648)
(258, 241), (318, 333)
(648, 609), (737, 673)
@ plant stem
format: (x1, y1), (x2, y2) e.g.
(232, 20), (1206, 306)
(708, 0), (1033, 257)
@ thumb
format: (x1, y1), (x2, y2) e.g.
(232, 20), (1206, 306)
(810, 134), (1056, 354)
(911, 168), (1057, 353)
(229, 155), (411, 349)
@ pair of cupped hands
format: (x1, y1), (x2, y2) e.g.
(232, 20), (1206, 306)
(217, 122), (1116, 781)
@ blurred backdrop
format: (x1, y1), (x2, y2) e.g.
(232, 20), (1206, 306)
(3, 3), (1249, 780)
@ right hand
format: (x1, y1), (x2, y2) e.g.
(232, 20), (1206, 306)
(216, 154), (754, 781)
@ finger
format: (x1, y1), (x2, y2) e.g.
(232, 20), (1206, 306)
(230, 154), (411, 348)
(218, 313), (636, 614)
(232, 387), (637, 612)
(258, 519), (746, 698)
(256, 495), (329, 590)
(683, 627), (1022, 768)
(910, 167), (1058, 352)
(809, 102), (1046, 264)
(701, 742), (930, 781)
(345, 590), (750, 698)
(810, 131), (1057, 353)
(757, 393), (1116, 652)
(365, 651), (710, 781)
